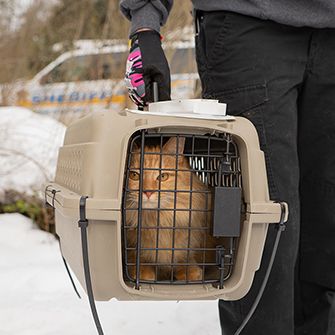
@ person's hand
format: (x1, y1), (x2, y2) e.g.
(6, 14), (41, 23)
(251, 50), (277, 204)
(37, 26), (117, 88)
(125, 30), (171, 107)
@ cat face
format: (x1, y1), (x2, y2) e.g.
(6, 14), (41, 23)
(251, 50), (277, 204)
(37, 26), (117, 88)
(126, 137), (192, 209)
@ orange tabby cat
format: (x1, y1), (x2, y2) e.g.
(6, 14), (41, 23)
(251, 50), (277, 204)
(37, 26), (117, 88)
(125, 136), (217, 282)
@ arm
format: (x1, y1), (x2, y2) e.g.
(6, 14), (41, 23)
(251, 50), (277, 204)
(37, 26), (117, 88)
(120, 0), (173, 35)
(120, 1), (173, 107)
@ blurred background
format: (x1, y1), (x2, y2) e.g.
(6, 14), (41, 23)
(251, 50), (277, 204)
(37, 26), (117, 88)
(0, 0), (198, 226)
(0, 1), (221, 334)
(0, 0), (198, 124)
(0, 0), (193, 83)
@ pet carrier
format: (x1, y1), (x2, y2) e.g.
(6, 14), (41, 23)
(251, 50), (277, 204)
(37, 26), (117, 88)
(45, 99), (287, 325)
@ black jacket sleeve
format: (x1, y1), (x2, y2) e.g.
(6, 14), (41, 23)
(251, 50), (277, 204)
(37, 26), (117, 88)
(120, 0), (173, 35)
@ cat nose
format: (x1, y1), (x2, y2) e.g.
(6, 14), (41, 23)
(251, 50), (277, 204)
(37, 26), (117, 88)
(144, 191), (153, 199)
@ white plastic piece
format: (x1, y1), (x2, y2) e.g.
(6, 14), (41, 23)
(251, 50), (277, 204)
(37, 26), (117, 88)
(127, 99), (235, 121)
(149, 99), (227, 115)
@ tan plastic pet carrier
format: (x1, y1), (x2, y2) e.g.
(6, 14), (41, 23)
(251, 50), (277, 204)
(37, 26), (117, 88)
(45, 99), (288, 334)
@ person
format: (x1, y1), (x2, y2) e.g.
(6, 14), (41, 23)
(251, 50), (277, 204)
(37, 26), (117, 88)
(119, 1), (335, 334)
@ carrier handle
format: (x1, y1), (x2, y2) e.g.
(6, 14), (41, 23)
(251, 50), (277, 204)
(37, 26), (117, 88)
(152, 81), (159, 102)
(137, 81), (158, 111)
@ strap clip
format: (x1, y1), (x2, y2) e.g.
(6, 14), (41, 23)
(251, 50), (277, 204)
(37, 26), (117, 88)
(78, 196), (89, 228)
(276, 201), (287, 232)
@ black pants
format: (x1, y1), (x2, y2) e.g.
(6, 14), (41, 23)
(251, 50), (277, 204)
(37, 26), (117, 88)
(195, 10), (335, 335)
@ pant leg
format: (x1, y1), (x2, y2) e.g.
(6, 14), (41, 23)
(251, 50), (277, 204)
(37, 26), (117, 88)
(295, 282), (335, 335)
(195, 11), (309, 334)
(296, 29), (335, 335)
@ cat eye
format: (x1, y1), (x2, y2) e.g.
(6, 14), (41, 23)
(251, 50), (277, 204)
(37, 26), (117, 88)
(129, 171), (140, 180)
(157, 173), (169, 181)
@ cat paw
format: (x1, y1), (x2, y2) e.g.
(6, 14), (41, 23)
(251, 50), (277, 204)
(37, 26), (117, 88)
(129, 266), (156, 281)
(175, 266), (203, 281)
(140, 266), (156, 281)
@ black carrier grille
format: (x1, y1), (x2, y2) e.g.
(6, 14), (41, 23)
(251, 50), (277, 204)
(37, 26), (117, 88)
(122, 130), (242, 289)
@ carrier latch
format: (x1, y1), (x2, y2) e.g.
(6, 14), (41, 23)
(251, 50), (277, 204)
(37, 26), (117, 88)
(213, 186), (242, 237)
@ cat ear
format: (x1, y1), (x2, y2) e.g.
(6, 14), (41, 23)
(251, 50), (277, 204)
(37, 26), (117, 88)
(131, 141), (139, 152)
(163, 137), (185, 154)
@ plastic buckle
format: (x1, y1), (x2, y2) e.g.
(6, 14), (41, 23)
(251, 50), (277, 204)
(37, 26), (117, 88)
(78, 196), (89, 228)
(276, 201), (287, 232)
(78, 218), (88, 228)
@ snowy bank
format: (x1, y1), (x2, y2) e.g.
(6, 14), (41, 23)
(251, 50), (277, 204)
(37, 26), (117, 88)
(0, 107), (65, 195)
(0, 213), (221, 335)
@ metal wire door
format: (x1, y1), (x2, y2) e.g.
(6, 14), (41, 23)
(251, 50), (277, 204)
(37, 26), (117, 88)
(122, 130), (242, 289)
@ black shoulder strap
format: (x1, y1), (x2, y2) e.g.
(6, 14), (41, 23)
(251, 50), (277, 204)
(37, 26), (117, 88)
(58, 239), (81, 299)
(234, 202), (287, 335)
(78, 196), (104, 335)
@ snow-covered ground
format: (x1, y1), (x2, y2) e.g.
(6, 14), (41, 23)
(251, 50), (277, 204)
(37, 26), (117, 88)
(0, 213), (221, 335)
(0, 107), (65, 195)
(0, 107), (221, 334)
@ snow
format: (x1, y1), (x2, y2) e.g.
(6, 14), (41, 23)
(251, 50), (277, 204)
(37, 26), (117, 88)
(0, 213), (222, 335)
(0, 107), (65, 196)
(0, 106), (221, 334)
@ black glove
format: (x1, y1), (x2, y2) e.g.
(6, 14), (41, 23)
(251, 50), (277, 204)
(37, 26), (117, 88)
(125, 30), (171, 107)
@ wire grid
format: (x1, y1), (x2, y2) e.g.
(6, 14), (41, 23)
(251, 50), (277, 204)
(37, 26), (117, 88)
(122, 130), (242, 288)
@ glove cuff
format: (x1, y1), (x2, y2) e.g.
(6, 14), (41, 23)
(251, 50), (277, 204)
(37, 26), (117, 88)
(130, 30), (162, 45)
